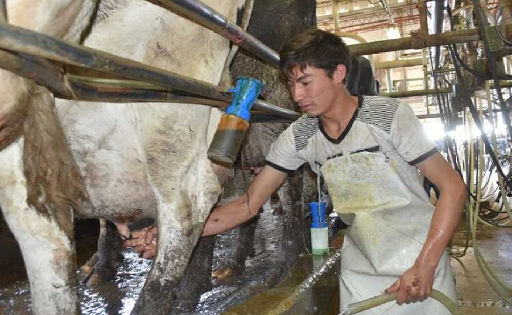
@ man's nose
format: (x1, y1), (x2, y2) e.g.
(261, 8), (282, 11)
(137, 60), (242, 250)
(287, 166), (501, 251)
(291, 85), (304, 102)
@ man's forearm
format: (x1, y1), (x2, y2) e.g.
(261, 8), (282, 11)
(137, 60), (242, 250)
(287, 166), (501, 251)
(415, 183), (466, 270)
(202, 165), (289, 237)
(202, 193), (258, 236)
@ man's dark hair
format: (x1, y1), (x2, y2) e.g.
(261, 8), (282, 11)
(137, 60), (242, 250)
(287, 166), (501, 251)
(279, 28), (351, 82)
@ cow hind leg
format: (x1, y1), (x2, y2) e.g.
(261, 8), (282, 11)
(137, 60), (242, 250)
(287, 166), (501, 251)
(131, 223), (203, 315)
(80, 219), (122, 285)
(171, 235), (216, 314)
(0, 141), (80, 315)
(279, 174), (309, 267)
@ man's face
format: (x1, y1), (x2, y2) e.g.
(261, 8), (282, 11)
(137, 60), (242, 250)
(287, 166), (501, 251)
(287, 65), (344, 117)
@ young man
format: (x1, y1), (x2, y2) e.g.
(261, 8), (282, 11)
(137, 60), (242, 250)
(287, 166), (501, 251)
(127, 29), (466, 313)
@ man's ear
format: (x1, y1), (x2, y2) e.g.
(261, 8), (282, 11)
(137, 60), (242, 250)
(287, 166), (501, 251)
(333, 64), (347, 84)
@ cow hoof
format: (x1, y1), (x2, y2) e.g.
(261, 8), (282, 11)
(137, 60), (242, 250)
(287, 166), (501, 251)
(212, 264), (244, 280)
(88, 273), (100, 286)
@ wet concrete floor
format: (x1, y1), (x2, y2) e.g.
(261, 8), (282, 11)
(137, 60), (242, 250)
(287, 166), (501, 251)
(0, 208), (298, 315)
(0, 212), (511, 314)
(450, 221), (512, 315)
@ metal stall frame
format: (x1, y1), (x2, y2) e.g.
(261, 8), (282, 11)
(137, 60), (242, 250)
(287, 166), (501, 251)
(0, 0), (299, 122)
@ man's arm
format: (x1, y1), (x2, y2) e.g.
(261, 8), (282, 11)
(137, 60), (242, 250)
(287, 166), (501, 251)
(203, 165), (289, 236)
(124, 165), (289, 257)
(386, 151), (466, 304)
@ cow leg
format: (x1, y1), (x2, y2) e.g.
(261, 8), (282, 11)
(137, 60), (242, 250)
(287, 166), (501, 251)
(171, 235), (216, 313)
(233, 216), (258, 272)
(131, 222), (203, 315)
(279, 174), (308, 266)
(80, 219), (122, 285)
(0, 141), (79, 315)
(132, 147), (222, 314)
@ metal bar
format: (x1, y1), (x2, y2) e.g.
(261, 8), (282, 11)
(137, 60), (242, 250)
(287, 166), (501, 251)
(253, 99), (300, 121)
(153, 0), (279, 68)
(375, 58), (423, 70)
(0, 0), (7, 22)
(70, 81), (229, 105)
(417, 108), (509, 120)
(417, 0), (428, 34)
(432, 0), (445, 69)
(386, 69), (392, 93)
(349, 28), (481, 56)
(0, 50), (227, 104)
(381, 88), (451, 98)
(250, 114), (296, 123)
(332, 0), (340, 33)
(380, 80), (512, 98)
(0, 48), (298, 120)
(318, 2), (416, 22)
(504, 0), (512, 41)
(0, 22), (232, 103)
(69, 76), (300, 119)
(0, 50), (71, 96)
(379, 0), (395, 25)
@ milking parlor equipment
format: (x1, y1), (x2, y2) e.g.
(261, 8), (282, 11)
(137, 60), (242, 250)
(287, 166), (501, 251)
(0, 0), (298, 123)
(208, 77), (264, 166)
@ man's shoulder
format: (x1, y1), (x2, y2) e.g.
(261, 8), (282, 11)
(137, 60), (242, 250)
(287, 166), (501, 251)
(290, 114), (319, 152)
(360, 95), (403, 110)
(358, 95), (403, 134)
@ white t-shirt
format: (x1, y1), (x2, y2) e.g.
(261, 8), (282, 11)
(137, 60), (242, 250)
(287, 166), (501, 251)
(266, 95), (437, 202)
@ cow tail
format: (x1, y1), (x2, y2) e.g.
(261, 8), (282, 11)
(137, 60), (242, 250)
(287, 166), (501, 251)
(22, 85), (88, 237)
(0, 74), (31, 151)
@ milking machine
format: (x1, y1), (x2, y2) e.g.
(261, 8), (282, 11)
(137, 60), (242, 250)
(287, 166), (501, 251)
(308, 201), (329, 256)
(207, 77), (264, 166)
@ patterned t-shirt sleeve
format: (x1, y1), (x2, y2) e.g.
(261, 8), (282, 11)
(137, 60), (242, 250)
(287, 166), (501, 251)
(265, 125), (306, 173)
(390, 102), (437, 165)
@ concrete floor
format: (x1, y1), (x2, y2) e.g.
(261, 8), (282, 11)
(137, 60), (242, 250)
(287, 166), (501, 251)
(450, 219), (512, 315)
(0, 216), (511, 314)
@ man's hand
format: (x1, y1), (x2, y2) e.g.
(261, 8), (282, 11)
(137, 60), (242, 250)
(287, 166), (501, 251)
(123, 226), (157, 259)
(385, 263), (435, 305)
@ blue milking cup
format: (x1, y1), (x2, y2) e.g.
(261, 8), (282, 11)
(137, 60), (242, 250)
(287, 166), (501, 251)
(309, 201), (329, 255)
(309, 201), (327, 228)
(207, 77), (264, 166)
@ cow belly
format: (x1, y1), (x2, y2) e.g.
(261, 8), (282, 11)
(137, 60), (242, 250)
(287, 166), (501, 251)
(56, 101), (158, 222)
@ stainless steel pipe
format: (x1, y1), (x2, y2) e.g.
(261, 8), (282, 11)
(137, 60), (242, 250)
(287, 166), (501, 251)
(0, 22), (232, 102)
(0, 23), (298, 120)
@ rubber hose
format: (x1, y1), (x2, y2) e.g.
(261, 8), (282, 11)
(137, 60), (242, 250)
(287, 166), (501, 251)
(341, 289), (461, 315)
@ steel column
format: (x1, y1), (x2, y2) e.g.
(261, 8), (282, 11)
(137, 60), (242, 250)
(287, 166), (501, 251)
(0, 0), (6, 22)
(417, 0), (428, 34)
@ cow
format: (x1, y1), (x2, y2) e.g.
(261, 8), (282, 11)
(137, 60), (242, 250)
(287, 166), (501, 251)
(158, 1), (318, 311)
(0, 0), (246, 314)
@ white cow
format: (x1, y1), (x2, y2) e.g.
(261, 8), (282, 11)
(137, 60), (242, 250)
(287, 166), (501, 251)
(0, 0), (244, 314)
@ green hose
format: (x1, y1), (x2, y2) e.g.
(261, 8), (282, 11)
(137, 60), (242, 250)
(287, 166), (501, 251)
(340, 289), (461, 315)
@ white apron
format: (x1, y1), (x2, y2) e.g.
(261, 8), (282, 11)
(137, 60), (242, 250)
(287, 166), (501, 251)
(320, 151), (457, 315)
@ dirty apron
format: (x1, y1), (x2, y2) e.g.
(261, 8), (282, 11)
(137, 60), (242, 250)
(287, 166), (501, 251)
(320, 151), (457, 315)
